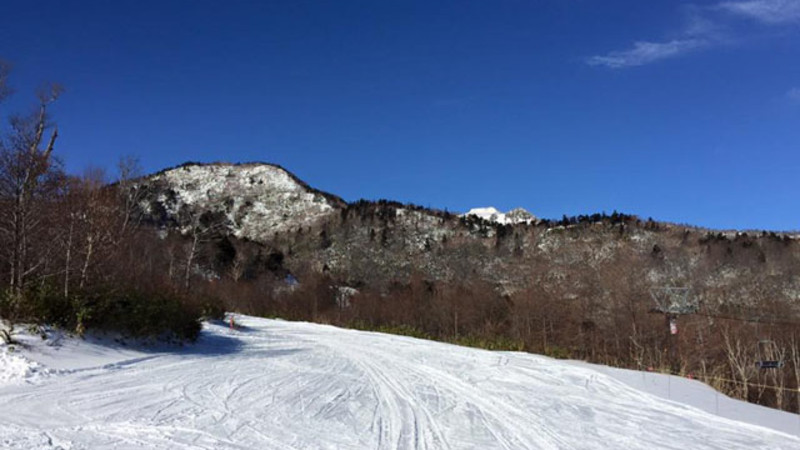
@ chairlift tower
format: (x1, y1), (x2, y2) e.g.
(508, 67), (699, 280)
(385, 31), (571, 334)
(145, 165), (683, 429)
(649, 287), (698, 371)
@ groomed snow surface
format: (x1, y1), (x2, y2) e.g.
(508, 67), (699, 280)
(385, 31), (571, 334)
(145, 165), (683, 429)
(1, 316), (798, 449)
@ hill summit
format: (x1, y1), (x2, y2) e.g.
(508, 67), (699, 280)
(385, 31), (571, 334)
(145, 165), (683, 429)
(463, 207), (537, 225)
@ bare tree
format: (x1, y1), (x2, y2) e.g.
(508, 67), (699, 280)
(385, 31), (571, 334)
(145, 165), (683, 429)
(180, 210), (224, 290)
(116, 155), (144, 235)
(0, 80), (64, 295)
(788, 334), (800, 413)
(229, 250), (247, 282)
(59, 177), (83, 297)
(0, 65), (64, 342)
(722, 326), (755, 401)
(73, 168), (114, 289)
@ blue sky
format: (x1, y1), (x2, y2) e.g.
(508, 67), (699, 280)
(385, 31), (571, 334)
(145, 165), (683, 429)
(1, 0), (799, 230)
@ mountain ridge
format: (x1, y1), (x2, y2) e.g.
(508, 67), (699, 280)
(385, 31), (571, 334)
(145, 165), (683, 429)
(135, 161), (798, 236)
(128, 161), (800, 298)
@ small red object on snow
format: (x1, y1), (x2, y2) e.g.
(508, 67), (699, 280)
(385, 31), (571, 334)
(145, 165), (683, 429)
(229, 316), (235, 330)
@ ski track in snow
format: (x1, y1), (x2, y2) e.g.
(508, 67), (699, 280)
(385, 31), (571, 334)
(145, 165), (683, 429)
(1, 316), (798, 449)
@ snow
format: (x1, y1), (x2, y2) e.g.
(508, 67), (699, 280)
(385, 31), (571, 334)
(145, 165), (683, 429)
(144, 163), (336, 238)
(466, 206), (504, 219)
(0, 349), (49, 385)
(1, 316), (798, 449)
(566, 360), (800, 438)
(463, 206), (536, 225)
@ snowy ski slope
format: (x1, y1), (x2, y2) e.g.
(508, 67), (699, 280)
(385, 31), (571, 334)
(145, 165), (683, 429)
(1, 315), (798, 449)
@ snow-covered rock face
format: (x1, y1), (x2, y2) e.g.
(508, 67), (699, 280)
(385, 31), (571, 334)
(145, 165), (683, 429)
(137, 163), (340, 239)
(463, 206), (537, 225)
(505, 207), (536, 224)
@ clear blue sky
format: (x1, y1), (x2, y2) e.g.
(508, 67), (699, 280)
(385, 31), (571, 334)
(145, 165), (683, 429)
(1, 0), (799, 230)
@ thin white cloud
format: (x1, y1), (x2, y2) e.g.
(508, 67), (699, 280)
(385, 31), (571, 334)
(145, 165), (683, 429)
(787, 87), (800, 102)
(684, 6), (727, 37)
(718, 0), (800, 24)
(587, 7), (720, 69)
(586, 39), (705, 69)
(587, 1), (799, 69)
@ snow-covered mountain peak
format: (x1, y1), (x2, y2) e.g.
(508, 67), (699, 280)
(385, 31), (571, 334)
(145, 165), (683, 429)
(156, 163), (306, 199)
(137, 162), (343, 239)
(463, 206), (537, 225)
(466, 206), (503, 218)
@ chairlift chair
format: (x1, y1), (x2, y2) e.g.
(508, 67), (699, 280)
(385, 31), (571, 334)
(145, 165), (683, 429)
(755, 339), (784, 370)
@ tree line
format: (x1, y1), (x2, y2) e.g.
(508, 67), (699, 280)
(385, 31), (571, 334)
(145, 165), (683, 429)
(0, 63), (221, 343)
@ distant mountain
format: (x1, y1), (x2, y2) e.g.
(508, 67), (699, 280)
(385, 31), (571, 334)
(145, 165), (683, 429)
(130, 161), (800, 315)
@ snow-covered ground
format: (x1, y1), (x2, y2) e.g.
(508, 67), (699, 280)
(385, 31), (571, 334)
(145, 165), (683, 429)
(565, 360), (800, 438)
(1, 316), (798, 449)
